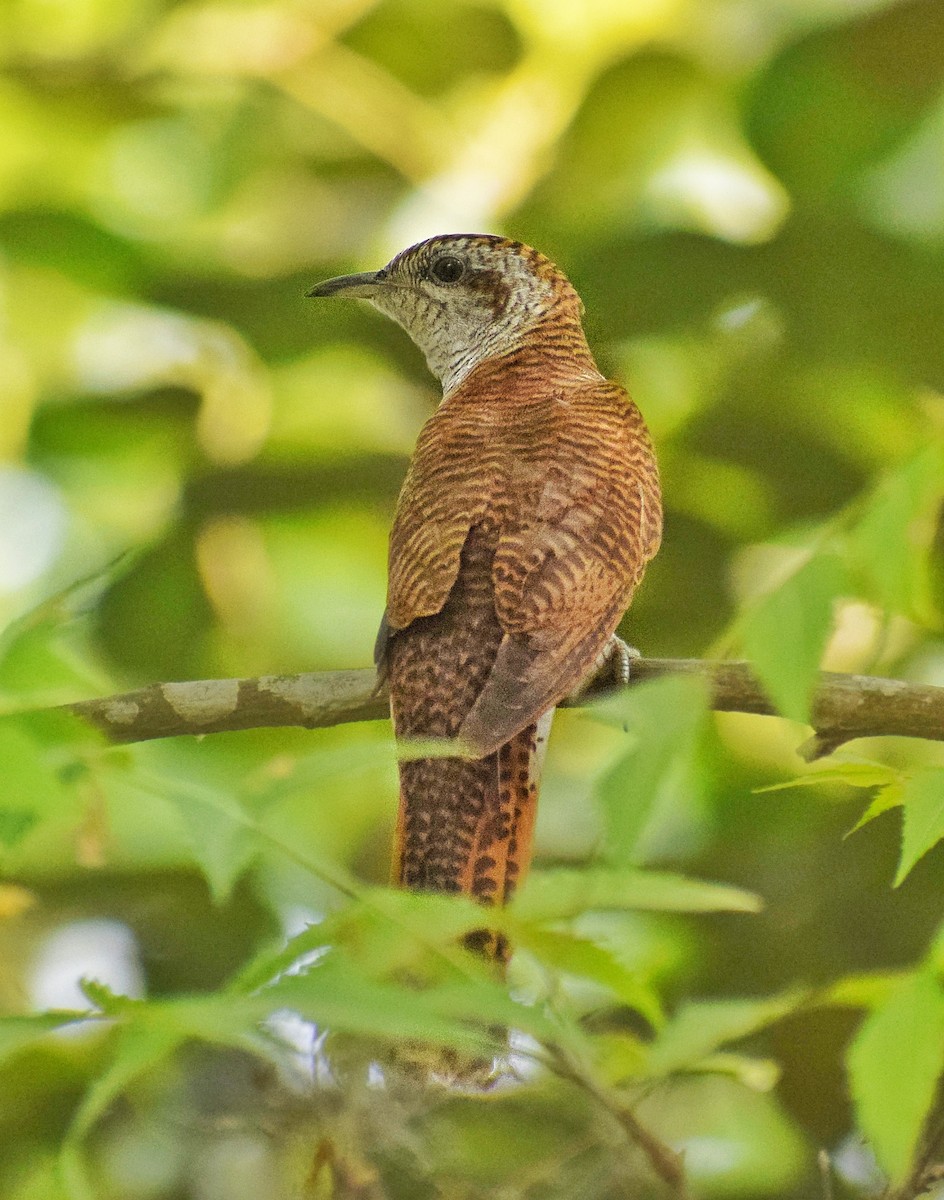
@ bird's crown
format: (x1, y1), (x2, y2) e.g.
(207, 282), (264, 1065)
(384, 233), (578, 314)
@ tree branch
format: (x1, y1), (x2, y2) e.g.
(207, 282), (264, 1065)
(58, 659), (944, 760)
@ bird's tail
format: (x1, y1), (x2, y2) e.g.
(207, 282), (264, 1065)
(392, 713), (551, 963)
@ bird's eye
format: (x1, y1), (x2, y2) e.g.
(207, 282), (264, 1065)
(430, 255), (465, 284)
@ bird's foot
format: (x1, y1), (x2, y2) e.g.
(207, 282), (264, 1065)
(600, 634), (639, 687)
(567, 635), (639, 703)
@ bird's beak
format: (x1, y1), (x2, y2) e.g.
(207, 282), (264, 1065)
(306, 270), (384, 300)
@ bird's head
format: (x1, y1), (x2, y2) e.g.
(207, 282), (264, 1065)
(307, 234), (589, 393)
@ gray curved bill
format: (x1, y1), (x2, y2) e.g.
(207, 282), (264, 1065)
(306, 270), (382, 299)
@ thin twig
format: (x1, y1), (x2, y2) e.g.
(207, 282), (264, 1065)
(818, 1149), (834, 1200)
(542, 1043), (689, 1198)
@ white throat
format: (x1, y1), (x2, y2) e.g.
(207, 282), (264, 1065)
(370, 275), (554, 394)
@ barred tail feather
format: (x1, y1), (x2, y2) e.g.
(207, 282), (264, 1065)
(392, 713), (551, 963)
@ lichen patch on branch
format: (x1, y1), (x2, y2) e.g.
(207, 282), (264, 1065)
(162, 679), (240, 724)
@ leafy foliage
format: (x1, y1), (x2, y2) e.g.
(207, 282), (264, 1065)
(848, 969), (944, 1184)
(0, 1), (943, 1198)
(741, 551), (847, 724)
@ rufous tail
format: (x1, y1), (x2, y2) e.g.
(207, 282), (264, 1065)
(392, 717), (549, 962)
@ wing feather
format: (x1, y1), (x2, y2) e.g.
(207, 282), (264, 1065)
(383, 377), (661, 758)
(459, 387), (661, 755)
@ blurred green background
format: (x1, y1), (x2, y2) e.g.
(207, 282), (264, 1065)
(1, 0), (944, 1197)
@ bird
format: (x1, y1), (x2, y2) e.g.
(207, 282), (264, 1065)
(308, 234), (661, 964)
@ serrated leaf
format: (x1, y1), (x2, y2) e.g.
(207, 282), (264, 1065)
(850, 443), (944, 619)
(395, 735), (465, 761)
(590, 674), (709, 863)
(135, 762), (359, 900)
(514, 867), (761, 923)
(60, 1021), (185, 1200)
(647, 991), (803, 1075)
(165, 780), (259, 903)
(0, 555), (132, 658)
(150, 993), (273, 1050)
(591, 1031), (648, 1085)
(514, 926), (664, 1027)
(70, 1023), (183, 1141)
(0, 724), (71, 848)
(80, 978), (140, 1015)
(359, 886), (498, 945)
(847, 781), (905, 836)
(144, 769), (263, 903)
(895, 767), (944, 886)
(819, 971), (903, 1010)
(756, 760), (900, 794)
(229, 924), (331, 994)
(264, 950), (552, 1050)
(848, 970), (944, 1183)
(314, 889), (499, 978)
(231, 889), (489, 995)
(0, 559), (126, 706)
(697, 1052), (781, 1091)
(742, 552), (845, 724)
(58, 990), (275, 1199)
(0, 1011), (92, 1066)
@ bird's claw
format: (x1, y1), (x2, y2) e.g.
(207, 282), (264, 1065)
(606, 635), (639, 687)
(566, 635), (639, 703)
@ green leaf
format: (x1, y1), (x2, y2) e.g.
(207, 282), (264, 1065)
(514, 926), (664, 1027)
(5, 1152), (69, 1200)
(229, 924), (330, 994)
(742, 552), (845, 724)
(134, 762), (360, 900)
(359, 886), (496, 946)
(848, 970), (944, 1183)
(896, 767), (944, 886)
(646, 992), (803, 1075)
(850, 443), (944, 619)
(590, 674), (709, 863)
(756, 760), (901, 793)
(756, 760), (907, 841)
(514, 867), (762, 922)
(248, 740), (396, 808)
(234, 888), (496, 993)
(923, 919), (944, 975)
(60, 1021), (186, 1200)
(68, 1022), (183, 1143)
(164, 779), (260, 903)
(591, 1031), (648, 1084)
(264, 950), (553, 1050)
(847, 781), (905, 836)
(0, 724), (71, 848)
(79, 978), (140, 1015)
(316, 888), (503, 977)
(148, 994), (274, 1052)
(0, 1012), (92, 1066)
(819, 971), (904, 1010)
(638, 1074), (807, 1195)
(0, 807), (38, 846)
(697, 1052), (781, 1091)
(0, 559), (125, 706)
(58, 990), (275, 1198)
